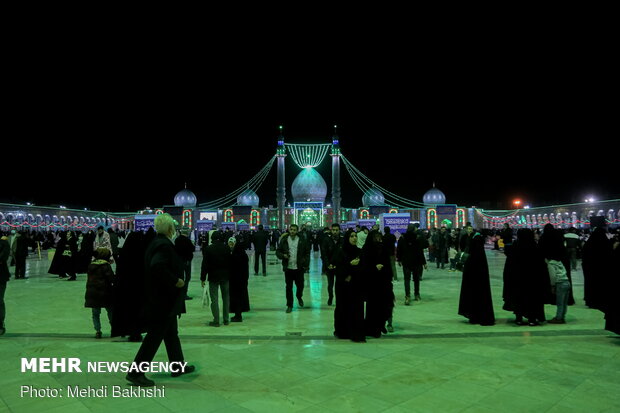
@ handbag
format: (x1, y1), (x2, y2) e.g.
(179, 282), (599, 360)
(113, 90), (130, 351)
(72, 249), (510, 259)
(455, 252), (469, 271)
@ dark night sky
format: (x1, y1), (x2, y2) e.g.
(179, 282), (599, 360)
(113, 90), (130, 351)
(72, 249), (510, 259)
(4, 52), (616, 212)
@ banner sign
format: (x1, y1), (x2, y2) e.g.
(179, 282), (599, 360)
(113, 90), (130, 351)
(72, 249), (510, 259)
(380, 213), (411, 238)
(221, 222), (236, 231)
(358, 219), (377, 229)
(196, 220), (215, 232)
(134, 215), (157, 232)
(435, 205), (457, 215)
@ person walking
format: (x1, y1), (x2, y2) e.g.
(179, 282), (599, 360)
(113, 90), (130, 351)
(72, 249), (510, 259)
(175, 228), (195, 300)
(564, 227), (581, 271)
(48, 231), (78, 280)
(126, 213), (195, 387)
(201, 232), (232, 326)
(333, 230), (365, 342)
(539, 223), (574, 323)
(321, 223), (343, 306)
(396, 224), (427, 305)
(433, 227), (449, 269)
(229, 237), (250, 322)
(502, 228), (550, 326)
(0, 235), (10, 335)
(111, 231), (146, 342)
(251, 224), (269, 276)
(14, 231), (29, 279)
(85, 248), (115, 339)
(108, 229), (120, 263)
(458, 228), (495, 326)
(582, 226), (613, 311)
(361, 230), (395, 337)
(93, 226), (112, 257)
(276, 224), (310, 313)
(383, 227), (398, 281)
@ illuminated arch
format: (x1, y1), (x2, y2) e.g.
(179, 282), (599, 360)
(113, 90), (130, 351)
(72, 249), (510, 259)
(251, 209), (260, 226)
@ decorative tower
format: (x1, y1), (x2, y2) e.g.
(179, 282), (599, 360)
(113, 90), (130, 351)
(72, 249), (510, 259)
(331, 125), (342, 224)
(276, 125), (287, 230)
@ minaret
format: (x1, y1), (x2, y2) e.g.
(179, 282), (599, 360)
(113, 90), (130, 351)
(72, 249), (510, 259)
(276, 125), (287, 230)
(330, 125), (342, 225)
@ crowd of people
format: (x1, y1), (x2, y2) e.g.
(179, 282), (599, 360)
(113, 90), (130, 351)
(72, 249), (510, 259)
(0, 218), (619, 383)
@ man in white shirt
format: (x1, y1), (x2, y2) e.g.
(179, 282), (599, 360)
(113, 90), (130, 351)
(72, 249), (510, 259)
(276, 224), (310, 313)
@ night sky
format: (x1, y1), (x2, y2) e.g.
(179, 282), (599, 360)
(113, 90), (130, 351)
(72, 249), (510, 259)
(4, 62), (615, 212)
(4, 114), (615, 213)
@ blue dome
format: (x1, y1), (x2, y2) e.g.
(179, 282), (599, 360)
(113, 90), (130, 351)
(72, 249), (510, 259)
(362, 188), (385, 206)
(174, 189), (197, 207)
(237, 188), (259, 206)
(292, 168), (327, 203)
(423, 187), (446, 205)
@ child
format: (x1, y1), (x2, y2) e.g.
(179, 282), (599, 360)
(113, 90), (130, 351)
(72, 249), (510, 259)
(448, 246), (458, 272)
(547, 258), (570, 324)
(85, 248), (115, 338)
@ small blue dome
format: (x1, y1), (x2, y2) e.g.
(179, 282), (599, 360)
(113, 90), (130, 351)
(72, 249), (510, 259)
(292, 168), (327, 203)
(362, 188), (385, 206)
(423, 186), (446, 205)
(237, 188), (259, 206)
(174, 189), (197, 207)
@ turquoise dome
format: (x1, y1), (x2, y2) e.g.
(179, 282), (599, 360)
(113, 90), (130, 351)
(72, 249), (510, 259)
(362, 188), (385, 206)
(291, 168), (327, 203)
(423, 187), (446, 204)
(174, 188), (197, 207)
(237, 188), (259, 206)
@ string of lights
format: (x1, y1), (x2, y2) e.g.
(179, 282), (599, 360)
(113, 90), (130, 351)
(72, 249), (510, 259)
(284, 143), (331, 168)
(0, 222), (99, 229)
(199, 156), (275, 209)
(341, 154), (428, 208)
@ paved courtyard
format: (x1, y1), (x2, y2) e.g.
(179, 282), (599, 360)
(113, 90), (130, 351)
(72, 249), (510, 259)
(1, 248), (619, 412)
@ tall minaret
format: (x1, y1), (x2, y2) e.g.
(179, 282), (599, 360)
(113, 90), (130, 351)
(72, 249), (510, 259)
(330, 125), (342, 225)
(276, 125), (287, 230)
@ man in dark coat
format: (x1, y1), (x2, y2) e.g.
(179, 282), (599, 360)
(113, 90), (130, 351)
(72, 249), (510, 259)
(383, 227), (398, 281)
(229, 237), (250, 322)
(276, 224), (310, 313)
(201, 232), (232, 326)
(251, 224), (269, 276)
(397, 224), (427, 305)
(126, 214), (194, 387)
(14, 232), (30, 279)
(175, 229), (195, 300)
(0, 235), (11, 335)
(322, 224), (343, 306)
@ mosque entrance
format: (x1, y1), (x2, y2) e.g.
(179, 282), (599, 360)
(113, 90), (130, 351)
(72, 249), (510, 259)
(293, 202), (324, 229)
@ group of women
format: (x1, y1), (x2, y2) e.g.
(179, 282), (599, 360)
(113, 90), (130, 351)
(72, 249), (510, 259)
(502, 224), (620, 333)
(332, 229), (395, 343)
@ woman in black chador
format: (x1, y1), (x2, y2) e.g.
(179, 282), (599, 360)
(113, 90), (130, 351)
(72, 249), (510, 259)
(502, 229), (550, 325)
(48, 231), (78, 280)
(362, 230), (395, 337)
(229, 236), (250, 322)
(111, 231), (146, 342)
(582, 227), (613, 310)
(333, 230), (365, 342)
(458, 230), (495, 325)
(604, 234), (620, 335)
